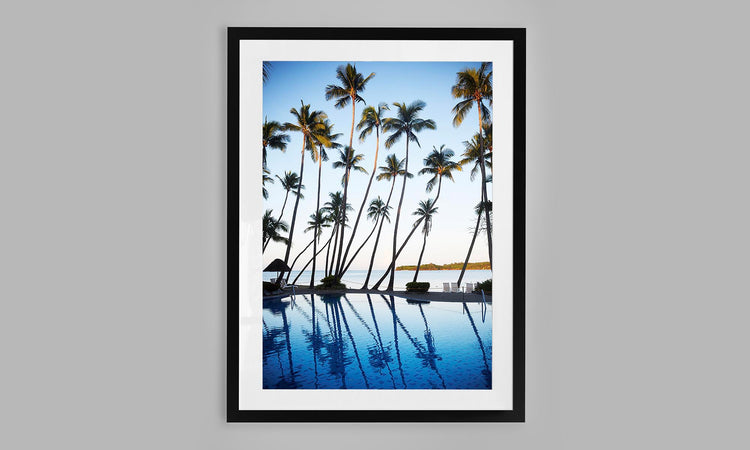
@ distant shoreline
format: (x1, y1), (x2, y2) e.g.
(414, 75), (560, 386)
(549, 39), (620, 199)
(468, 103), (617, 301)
(394, 262), (491, 271)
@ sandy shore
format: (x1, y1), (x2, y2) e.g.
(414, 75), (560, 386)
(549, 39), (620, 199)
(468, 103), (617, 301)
(265, 286), (491, 304)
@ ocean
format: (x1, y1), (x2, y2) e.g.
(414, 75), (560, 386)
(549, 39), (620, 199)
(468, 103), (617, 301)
(263, 268), (492, 292)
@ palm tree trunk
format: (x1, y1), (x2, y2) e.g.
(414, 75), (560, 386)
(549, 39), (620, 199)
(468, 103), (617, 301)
(457, 208), (483, 287)
(335, 168), (350, 276)
(388, 138), (409, 290)
(263, 190), (289, 251)
(285, 237), (314, 283)
(339, 129), (379, 278)
(328, 214), (340, 277)
(373, 218), (423, 290)
(412, 231), (428, 282)
(363, 178), (396, 288)
(283, 137), (306, 267)
(310, 155), (323, 287)
(293, 232), (334, 285)
(341, 216), (379, 275)
(477, 102), (493, 269)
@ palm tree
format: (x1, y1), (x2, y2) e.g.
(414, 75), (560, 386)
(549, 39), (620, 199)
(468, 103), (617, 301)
(264, 171), (303, 251)
(262, 168), (273, 200)
(381, 100), (436, 290)
(281, 101), (330, 268)
(338, 103), (390, 278)
(325, 64), (375, 274)
(459, 135), (492, 181)
(340, 196), (391, 275)
(310, 119), (341, 285)
(262, 209), (288, 250)
(262, 118), (289, 167)
(262, 62), (272, 84)
(457, 201), (490, 287)
(371, 206), (428, 290)
(451, 62), (493, 268)
(306, 210), (331, 287)
(362, 155), (411, 289)
(321, 192), (352, 277)
(418, 145), (462, 204)
(411, 199), (438, 282)
(330, 146), (367, 275)
(286, 212), (330, 283)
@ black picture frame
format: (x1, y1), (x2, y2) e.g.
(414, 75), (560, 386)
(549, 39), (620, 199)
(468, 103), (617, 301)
(228, 27), (525, 422)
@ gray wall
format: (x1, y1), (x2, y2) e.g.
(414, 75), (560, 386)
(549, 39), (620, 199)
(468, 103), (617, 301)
(1, 0), (747, 448)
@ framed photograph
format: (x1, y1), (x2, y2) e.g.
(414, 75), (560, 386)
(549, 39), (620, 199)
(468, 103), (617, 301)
(228, 27), (525, 422)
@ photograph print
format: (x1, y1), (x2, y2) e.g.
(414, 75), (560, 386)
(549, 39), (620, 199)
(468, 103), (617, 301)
(229, 28), (524, 422)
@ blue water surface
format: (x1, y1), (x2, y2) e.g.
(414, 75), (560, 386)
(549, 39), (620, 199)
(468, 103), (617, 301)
(262, 293), (491, 389)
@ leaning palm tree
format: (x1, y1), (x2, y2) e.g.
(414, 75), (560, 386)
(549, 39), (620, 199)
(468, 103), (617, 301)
(325, 64), (375, 273)
(381, 100), (436, 290)
(411, 199), (438, 282)
(362, 155), (411, 289)
(330, 146), (367, 275)
(451, 62), (493, 268)
(340, 196), (392, 275)
(459, 135), (492, 181)
(457, 201), (490, 287)
(262, 118), (289, 167)
(281, 101), (330, 268)
(264, 171), (304, 251)
(262, 209), (288, 250)
(371, 204), (429, 290)
(286, 212), (330, 284)
(338, 103), (390, 278)
(418, 145), (462, 204)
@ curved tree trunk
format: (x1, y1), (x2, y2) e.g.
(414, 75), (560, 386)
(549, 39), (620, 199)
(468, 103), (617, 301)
(477, 102), (493, 269)
(283, 137), (306, 268)
(264, 190), (290, 251)
(388, 138), (410, 290)
(412, 231), (428, 282)
(341, 216), (379, 276)
(335, 168), (350, 276)
(373, 218), (423, 290)
(310, 154), (324, 287)
(285, 237), (314, 284)
(293, 231), (335, 285)
(457, 208), (483, 287)
(362, 178), (396, 289)
(339, 128), (379, 278)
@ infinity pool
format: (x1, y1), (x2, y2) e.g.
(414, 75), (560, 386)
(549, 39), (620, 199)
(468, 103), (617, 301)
(262, 293), (491, 389)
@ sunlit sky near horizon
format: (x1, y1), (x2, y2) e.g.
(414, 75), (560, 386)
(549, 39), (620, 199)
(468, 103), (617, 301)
(262, 61), (493, 272)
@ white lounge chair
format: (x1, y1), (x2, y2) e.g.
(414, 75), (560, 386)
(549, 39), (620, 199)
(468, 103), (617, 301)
(450, 282), (459, 293)
(464, 282), (474, 293)
(443, 282), (451, 292)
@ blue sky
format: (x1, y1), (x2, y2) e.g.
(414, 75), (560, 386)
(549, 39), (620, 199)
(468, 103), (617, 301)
(262, 61), (491, 271)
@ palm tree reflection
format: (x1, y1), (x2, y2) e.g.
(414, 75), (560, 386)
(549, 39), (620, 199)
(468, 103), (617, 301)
(463, 302), (492, 388)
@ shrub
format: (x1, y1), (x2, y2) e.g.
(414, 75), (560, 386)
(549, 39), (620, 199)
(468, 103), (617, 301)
(406, 282), (430, 293)
(263, 281), (280, 293)
(474, 279), (492, 293)
(316, 275), (347, 290)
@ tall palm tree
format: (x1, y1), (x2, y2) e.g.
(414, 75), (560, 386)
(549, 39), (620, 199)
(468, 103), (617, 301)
(457, 201), (489, 287)
(264, 171), (303, 251)
(451, 62), (493, 268)
(418, 145), (462, 204)
(362, 155), (411, 289)
(262, 118), (289, 167)
(411, 199), (438, 282)
(262, 168), (273, 200)
(381, 100), (436, 290)
(459, 135), (492, 181)
(281, 101), (330, 268)
(262, 209), (288, 250)
(338, 103), (390, 278)
(325, 64), (375, 275)
(310, 119), (341, 285)
(330, 146), (367, 275)
(340, 196), (391, 276)
(371, 207), (427, 290)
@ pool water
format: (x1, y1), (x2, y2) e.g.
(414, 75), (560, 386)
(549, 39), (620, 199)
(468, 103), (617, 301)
(262, 293), (491, 389)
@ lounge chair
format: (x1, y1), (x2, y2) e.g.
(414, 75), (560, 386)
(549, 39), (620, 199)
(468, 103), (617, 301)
(443, 282), (451, 292)
(450, 282), (459, 293)
(464, 282), (474, 293)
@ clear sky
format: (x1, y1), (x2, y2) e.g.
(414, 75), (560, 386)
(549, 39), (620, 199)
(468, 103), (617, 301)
(262, 61), (491, 271)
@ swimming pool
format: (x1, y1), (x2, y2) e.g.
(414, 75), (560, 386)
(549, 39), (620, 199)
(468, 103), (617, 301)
(262, 293), (491, 389)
